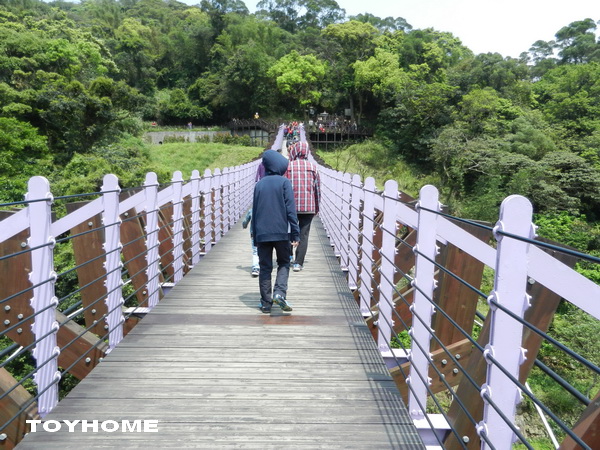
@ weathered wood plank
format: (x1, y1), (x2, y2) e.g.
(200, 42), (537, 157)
(17, 217), (424, 449)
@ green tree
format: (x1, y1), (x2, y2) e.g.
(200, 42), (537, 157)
(534, 62), (600, 140)
(354, 48), (407, 102)
(299, 0), (345, 29)
(0, 117), (50, 202)
(267, 50), (326, 112)
(156, 8), (214, 88)
(113, 17), (157, 92)
(350, 13), (412, 33)
(400, 28), (471, 73)
(78, 0), (124, 38)
(538, 151), (600, 217)
(321, 20), (379, 120)
(448, 53), (531, 105)
(256, 0), (344, 33)
(217, 42), (277, 118)
(156, 88), (211, 124)
(527, 39), (557, 78)
(200, 0), (248, 37)
(555, 18), (600, 64)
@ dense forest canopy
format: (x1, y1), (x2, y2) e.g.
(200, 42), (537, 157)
(1, 0), (600, 254)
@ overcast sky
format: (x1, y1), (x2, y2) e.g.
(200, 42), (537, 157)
(243, 0), (599, 58)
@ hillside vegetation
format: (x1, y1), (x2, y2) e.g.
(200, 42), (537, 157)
(0, 0), (598, 284)
(1, 1), (599, 254)
(1, 2), (598, 445)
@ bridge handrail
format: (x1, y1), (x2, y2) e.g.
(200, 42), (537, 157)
(0, 153), (264, 445)
(306, 123), (599, 449)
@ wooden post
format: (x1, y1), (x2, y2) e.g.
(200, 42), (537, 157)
(119, 208), (152, 306)
(430, 222), (491, 351)
(0, 368), (39, 449)
(560, 391), (600, 449)
(157, 204), (175, 281)
(65, 203), (107, 337)
(0, 213), (35, 351)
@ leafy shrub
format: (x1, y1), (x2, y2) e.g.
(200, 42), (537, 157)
(212, 132), (233, 144)
(212, 133), (253, 146)
(163, 135), (187, 143)
(0, 118), (52, 203)
(535, 211), (600, 251)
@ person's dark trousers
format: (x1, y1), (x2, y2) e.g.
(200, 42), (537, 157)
(294, 213), (315, 266)
(257, 240), (292, 306)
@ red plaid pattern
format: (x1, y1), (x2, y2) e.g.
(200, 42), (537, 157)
(286, 143), (320, 214)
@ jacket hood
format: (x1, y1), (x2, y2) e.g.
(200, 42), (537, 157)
(262, 149), (289, 176)
(289, 141), (310, 161)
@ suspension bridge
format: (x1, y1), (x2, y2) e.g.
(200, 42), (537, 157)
(1, 125), (598, 449)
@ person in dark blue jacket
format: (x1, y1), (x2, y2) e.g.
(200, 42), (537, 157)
(251, 150), (300, 313)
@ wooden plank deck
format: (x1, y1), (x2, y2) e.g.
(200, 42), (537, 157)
(18, 217), (425, 449)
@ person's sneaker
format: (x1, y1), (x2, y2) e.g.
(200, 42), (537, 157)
(292, 263), (302, 272)
(251, 267), (259, 277)
(260, 304), (271, 314)
(273, 294), (292, 312)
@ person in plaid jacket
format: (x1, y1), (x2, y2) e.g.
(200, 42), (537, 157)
(285, 141), (321, 272)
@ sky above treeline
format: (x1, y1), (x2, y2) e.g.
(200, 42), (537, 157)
(241, 0), (599, 58)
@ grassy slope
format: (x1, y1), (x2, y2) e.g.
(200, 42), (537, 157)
(315, 146), (441, 200)
(147, 142), (265, 178)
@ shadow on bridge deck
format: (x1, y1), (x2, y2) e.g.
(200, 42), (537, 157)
(17, 218), (424, 448)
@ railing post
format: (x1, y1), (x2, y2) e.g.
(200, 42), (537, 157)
(202, 169), (213, 254)
(213, 168), (222, 244)
(221, 167), (230, 234)
(190, 170), (201, 266)
(480, 195), (534, 449)
(143, 172), (161, 308)
(231, 166), (239, 224)
(377, 180), (399, 354)
(408, 185), (440, 420)
(26, 176), (60, 416)
(241, 165), (249, 216)
(101, 174), (125, 350)
(347, 174), (362, 290)
(171, 171), (184, 284)
(318, 167), (333, 239)
(272, 124), (285, 150)
(227, 167), (235, 230)
(332, 171), (343, 257)
(340, 173), (352, 271)
(359, 177), (376, 316)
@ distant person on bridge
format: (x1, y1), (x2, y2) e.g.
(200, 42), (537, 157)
(286, 141), (320, 272)
(251, 150), (300, 314)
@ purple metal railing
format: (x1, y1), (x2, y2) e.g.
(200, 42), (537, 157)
(0, 159), (260, 445)
(310, 121), (600, 449)
(1, 123), (598, 448)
